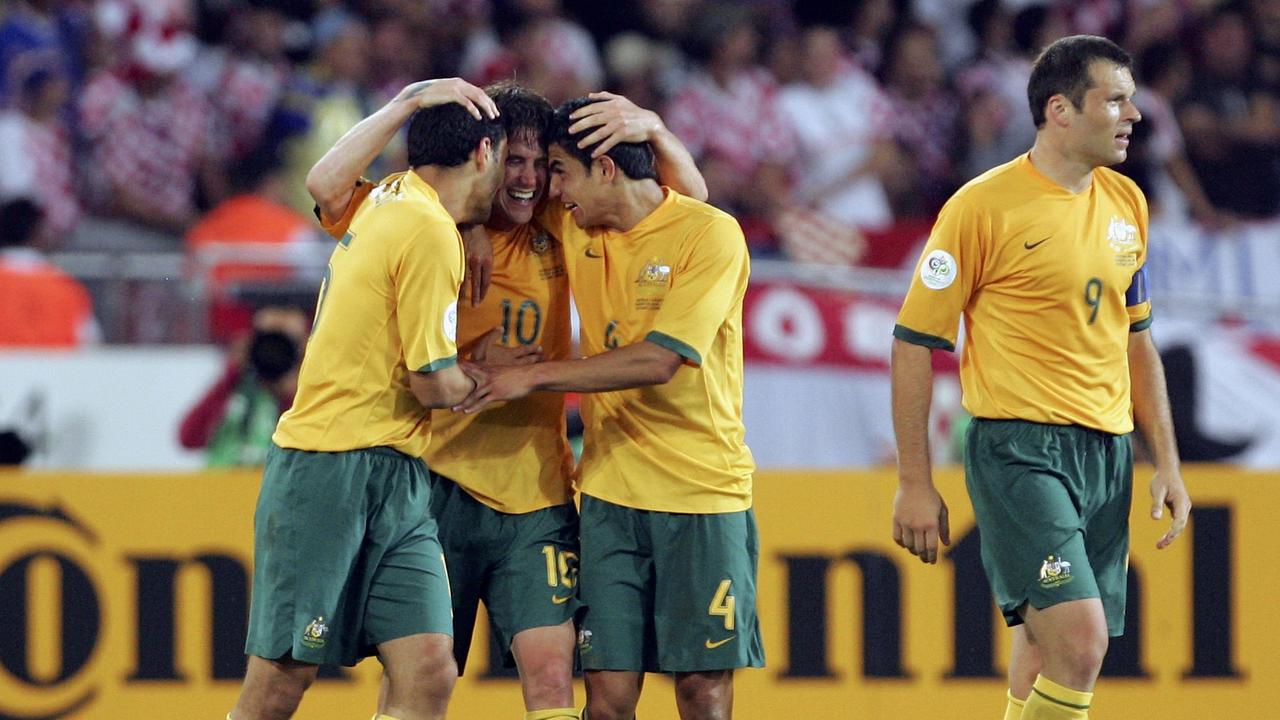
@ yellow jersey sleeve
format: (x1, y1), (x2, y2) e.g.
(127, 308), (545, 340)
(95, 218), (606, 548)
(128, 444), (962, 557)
(317, 180), (375, 239)
(396, 223), (464, 372)
(894, 194), (988, 351)
(646, 217), (748, 366)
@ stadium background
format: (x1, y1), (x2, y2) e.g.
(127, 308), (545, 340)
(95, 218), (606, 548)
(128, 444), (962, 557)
(2, 0), (1279, 717)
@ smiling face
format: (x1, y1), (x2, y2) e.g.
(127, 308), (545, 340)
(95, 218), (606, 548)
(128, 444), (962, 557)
(548, 143), (607, 228)
(490, 133), (547, 228)
(1064, 60), (1141, 168)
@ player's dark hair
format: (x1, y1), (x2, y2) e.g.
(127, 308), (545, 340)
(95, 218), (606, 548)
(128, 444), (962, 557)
(1027, 35), (1132, 128)
(407, 101), (506, 168)
(545, 97), (658, 181)
(0, 198), (44, 249)
(486, 81), (553, 148)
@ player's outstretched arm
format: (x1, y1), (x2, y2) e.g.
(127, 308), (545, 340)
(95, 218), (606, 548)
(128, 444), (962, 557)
(567, 91), (709, 201)
(1128, 328), (1191, 549)
(453, 340), (682, 413)
(891, 338), (951, 565)
(409, 363), (485, 409)
(306, 78), (499, 222)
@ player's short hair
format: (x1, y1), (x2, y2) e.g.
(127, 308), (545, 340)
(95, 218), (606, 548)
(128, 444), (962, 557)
(0, 197), (44, 249)
(545, 97), (658, 181)
(407, 101), (506, 168)
(486, 81), (553, 149)
(1028, 35), (1132, 128)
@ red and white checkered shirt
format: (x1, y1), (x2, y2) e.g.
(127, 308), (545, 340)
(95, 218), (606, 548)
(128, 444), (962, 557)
(78, 69), (213, 220)
(0, 111), (80, 238)
(664, 67), (797, 175)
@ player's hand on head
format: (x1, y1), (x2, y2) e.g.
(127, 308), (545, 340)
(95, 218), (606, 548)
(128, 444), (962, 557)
(568, 91), (663, 157)
(395, 78), (499, 121)
(892, 482), (950, 564)
(1151, 470), (1192, 549)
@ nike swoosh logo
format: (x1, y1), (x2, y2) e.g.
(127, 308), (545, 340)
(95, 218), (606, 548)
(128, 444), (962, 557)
(704, 636), (735, 649)
(1024, 237), (1051, 250)
(584, 247), (603, 258)
(551, 594), (572, 605)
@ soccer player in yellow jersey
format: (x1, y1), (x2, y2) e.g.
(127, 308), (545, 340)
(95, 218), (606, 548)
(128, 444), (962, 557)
(227, 94), (507, 720)
(461, 96), (761, 720)
(307, 79), (709, 720)
(891, 36), (1191, 720)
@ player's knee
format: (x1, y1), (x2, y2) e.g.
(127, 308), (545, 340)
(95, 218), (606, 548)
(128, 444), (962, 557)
(1058, 625), (1109, 679)
(674, 672), (732, 720)
(262, 673), (312, 719)
(388, 644), (458, 702)
(522, 659), (574, 706)
(585, 690), (639, 720)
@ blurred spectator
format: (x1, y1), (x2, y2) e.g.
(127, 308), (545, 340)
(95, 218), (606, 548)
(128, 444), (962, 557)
(185, 146), (324, 342)
(0, 57), (80, 244)
(0, 197), (100, 348)
(508, 1), (606, 104)
(178, 307), (307, 467)
(664, 3), (796, 254)
(1117, 41), (1227, 226)
(1178, 4), (1280, 218)
(269, 12), (383, 216)
(75, 0), (221, 244)
(1250, 0), (1280, 89)
(879, 21), (961, 218)
(777, 24), (898, 233)
(954, 0), (1035, 179)
(0, 0), (91, 105)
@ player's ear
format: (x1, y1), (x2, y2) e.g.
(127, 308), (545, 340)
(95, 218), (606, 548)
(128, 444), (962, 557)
(1046, 93), (1071, 127)
(474, 137), (493, 171)
(595, 154), (617, 182)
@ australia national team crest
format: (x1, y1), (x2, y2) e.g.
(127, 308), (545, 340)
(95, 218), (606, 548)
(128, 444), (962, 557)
(636, 257), (672, 287)
(1106, 215), (1139, 267)
(1038, 555), (1074, 589)
(301, 616), (329, 649)
(531, 231), (552, 255)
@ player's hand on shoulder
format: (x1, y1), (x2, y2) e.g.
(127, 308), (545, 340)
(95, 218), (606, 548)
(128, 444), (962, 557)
(1150, 469), (1192, 550)
(568, 91), (664, 157)
(394, 78), (499, 121)
(892, 481), (951, 565)
(462, 225), (494, 306)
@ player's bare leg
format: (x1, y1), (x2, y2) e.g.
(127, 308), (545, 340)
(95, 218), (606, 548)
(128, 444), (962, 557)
(1009, 623), (1043, 700)
(376, 632), (458, 720)
(584, 670), (644, 720)
(673, 670), (733, 720)
(512, 620), (577, 710)
(230, 655), (319, 720)
(1018, 599), (1108, 692)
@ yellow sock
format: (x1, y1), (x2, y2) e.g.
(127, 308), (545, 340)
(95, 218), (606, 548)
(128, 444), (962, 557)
(1004, 690), (1027, 720)
(1021, 675), (1092, 719)
(373, 715), (403, 720)
(525, 709), (581, 720)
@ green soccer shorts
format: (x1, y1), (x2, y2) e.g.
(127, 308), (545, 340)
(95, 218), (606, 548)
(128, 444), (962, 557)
(575, 494), (766, 673)
(429, 472), (580, 674)
(245, 444), (454, 666)
(964, 419), (1133, 636)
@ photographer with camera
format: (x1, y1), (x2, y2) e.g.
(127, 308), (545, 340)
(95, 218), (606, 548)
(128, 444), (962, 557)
(178, 307), (308, 467)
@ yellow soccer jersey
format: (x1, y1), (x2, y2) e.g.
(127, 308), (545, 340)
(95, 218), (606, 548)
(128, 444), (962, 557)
(895, 153), (1153, 435)
(538, 190), (756, 514)
(424, 223), (576, 513)
(274, 170), (464, 455)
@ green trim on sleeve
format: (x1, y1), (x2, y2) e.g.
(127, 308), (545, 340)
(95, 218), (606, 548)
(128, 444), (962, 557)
(417, 355), (458, 373)
(645, 331), (702, 366)
(1129, 313), (1153, 332)
(893, 324), (955, 352)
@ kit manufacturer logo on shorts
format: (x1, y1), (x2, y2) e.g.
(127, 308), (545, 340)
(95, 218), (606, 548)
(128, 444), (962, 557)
(1038, 555), (1074, 589)
(577, 628), (594, 654)
(301, 616), (329, 649)
(920, 250), (957, 290)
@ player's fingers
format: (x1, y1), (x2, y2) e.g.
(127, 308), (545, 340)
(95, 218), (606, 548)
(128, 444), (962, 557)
(576, 124), (616, 150)
(898, 528), (914, 552)
(892, 522), (904, 546)
(587, 90), (619, 101)
(1157, 513), (1189, 549)
(591, 132), (624, 157)
(939, 503), (951, 546)
(465, 85), (499, 118)
(923, 529), (939, 564)
(569, 102), (607, 121)
(477, 263), (491, 304)
(1150, 485), (1167, 520)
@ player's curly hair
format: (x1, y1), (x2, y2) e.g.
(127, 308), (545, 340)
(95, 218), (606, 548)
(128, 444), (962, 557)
(1027, 35), (1132, 128)
(407, 100), (506, 168)
(545, 97), (658, 181)
(486, 81), (553, 148)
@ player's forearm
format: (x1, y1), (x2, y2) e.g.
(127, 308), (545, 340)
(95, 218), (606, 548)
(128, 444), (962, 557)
(306, 96), (417, 221)
(410, 365), (478, 409)
(1129, 329), (1181, 472)
(528, 340), (683, 393)
(892, 338), (936, 486)
(651, 125), (708, 202)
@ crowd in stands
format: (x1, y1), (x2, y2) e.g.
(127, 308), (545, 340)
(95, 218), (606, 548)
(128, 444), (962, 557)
(2, 0), (1279, 346)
